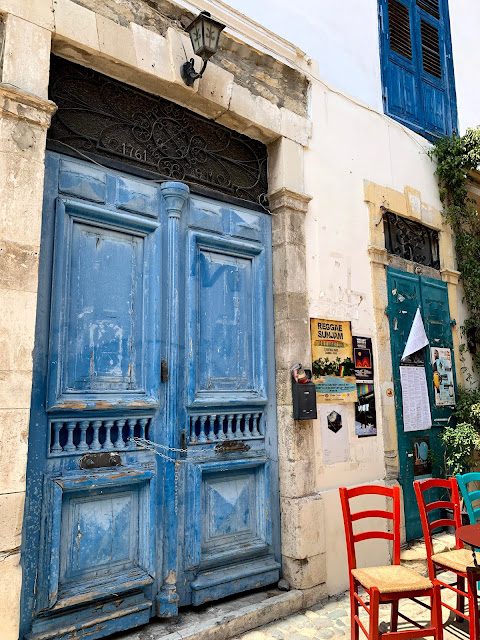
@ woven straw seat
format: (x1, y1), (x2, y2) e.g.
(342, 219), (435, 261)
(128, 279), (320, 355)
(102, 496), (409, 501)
(351, 565), (433, 594)
(432, 548), (480, 573)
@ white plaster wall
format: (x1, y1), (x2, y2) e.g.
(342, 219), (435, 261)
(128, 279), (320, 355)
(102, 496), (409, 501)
(222, 0), (480, 133)
(449, 1), (480, 134)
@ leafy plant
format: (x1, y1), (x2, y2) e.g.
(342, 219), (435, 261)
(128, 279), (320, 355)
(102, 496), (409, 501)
(429, 128), (480, 373)
(439, 422), (480, 477)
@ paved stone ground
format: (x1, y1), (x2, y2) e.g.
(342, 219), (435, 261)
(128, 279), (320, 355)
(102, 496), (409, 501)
(234, 573), (471, 640)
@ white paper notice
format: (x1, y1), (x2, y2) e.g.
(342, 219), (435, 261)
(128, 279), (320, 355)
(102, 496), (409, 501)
(402, 308), (429, 361)
(399, 366), (432, 432)
(319, 405), (349, 465)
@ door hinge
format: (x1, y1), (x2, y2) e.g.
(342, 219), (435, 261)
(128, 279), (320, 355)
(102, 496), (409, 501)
(161, 358), (169, 382)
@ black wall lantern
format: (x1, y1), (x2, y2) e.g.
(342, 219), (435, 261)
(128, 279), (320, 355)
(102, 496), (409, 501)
(181, 11), (226, 86)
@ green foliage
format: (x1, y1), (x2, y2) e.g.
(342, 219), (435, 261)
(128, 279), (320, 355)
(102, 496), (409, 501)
(312, 357), (354, 377)
(454, 387), (480, 425)
(439, 422), (480, 477)
(430, 128), (480, 373)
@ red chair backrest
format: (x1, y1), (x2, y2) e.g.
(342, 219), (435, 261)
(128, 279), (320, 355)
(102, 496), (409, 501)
(414, 478), (462, 565)
(339, 484), (401, 572)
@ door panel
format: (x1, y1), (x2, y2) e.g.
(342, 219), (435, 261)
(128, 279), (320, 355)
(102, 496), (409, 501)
(387, 267), (455, 541)
(22, 154), (279, 640)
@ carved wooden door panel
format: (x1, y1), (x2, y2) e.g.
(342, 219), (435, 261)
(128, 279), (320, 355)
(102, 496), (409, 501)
(177, 194), (280, 606)
(21, 153), (166, 640)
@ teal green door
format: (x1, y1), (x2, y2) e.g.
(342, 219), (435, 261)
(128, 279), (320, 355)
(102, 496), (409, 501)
(387, 267), (456, 541)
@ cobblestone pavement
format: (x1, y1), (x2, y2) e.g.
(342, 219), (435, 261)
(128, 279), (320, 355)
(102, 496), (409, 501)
(234, 574), (470, 640)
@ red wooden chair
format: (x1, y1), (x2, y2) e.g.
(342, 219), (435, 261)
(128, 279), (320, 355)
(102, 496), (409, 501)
(414, 477), (480, 640)
(340, 484), (443, 640)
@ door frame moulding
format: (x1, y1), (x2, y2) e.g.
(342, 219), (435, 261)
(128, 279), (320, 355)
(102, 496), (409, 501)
(364, 181), (461, 490)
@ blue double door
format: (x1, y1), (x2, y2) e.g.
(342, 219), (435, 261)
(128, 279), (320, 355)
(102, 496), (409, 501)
(21, 153), (280, 640)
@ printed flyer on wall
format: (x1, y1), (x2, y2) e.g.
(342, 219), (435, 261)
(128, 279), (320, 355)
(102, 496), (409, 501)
(430, 347), (455, 406)
(310, 318), (357, 403)
(353, 336), (374, 382)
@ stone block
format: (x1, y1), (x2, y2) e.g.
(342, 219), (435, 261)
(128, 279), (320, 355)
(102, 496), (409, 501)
(97, 15), (137, 67)
(0, 117), (40, 156)
(2, 14), (51, 98)
(0, 0), (54, 31)
(0, 241), (39, 293)
(276, 405), (315, 462)
(217, 84), (281, 142)
(0, 152), (46, 246)
(54, 0), (99, 51)
(166, 26), (200, 94)
(0, 289), (37, 372)
(272, 243), (308, 298)
(273, 292), (308, 324)
(275, 369), (292, 406)
(0, 371), (33, 409)
(0, 410), (29, 494)
(0, 552), (21, 640)
(273, 318), (310, 370)
(301, 583), (328, 610)
(280, 107), (311, 147)
(0, 491), (24, 552)
(131, 22), (172, 83)
(198, 62), (234, 114)
(278, 458), (316, 498)
(282, 552), (326, 589)
(268, 137), (304, 194)
(281, 494), (325, 559)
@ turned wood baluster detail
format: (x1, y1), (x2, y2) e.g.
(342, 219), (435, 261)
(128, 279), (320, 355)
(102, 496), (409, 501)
(209, 415), (217, 441)
(252, 413), (261, 437)
(198, 415), (208, 444)
(51, 421), (63, 453)
(77, 420), (90, 452)
(190, 417), (198, 444)
(235, 414), (244, 438)
(226, 414), (234, 439)
(65, 421), (77, 452)
(115, 419), (126, 449)
(91, 420), (102, 451)
(126, 418), (137, 449)
(218, 414), (226, 440)
(244, 413), (252, 438)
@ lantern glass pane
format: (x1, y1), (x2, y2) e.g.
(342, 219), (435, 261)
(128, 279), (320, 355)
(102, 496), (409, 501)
(189, 21), (204, 55)
(204, 23), (220, 53)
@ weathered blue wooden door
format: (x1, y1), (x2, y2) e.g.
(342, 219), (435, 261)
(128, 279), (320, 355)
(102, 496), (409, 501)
(21, 153), (279, 640)
(387, 267), (455, 541)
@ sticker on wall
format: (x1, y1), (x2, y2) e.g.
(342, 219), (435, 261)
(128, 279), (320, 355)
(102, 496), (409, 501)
(353, 336), (374, 382)
(412, 436), (432, 476)
(310, 319), (357, 403)
(355, 383), (377, 437)
(430, 347), (456, 407)
(319, 405), (349, 465)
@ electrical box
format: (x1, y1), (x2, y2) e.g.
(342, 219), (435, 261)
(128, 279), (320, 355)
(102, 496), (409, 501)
(291, 369), (317, 420)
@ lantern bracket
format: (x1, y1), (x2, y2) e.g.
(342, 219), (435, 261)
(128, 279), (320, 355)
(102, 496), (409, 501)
(181, 58), (208, 87)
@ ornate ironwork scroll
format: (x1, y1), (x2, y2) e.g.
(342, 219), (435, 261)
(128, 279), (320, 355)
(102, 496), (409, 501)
(383, 211), (440, 269)
(47, 56), (268, 207)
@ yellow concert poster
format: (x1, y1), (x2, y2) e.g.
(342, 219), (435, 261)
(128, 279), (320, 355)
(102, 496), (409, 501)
(310, 318), (357, 403)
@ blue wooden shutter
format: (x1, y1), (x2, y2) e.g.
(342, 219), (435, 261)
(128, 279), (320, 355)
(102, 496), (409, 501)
(382, 0), (422, 129)
(414, 0), (457, 137)
(380, 0), (457, 138)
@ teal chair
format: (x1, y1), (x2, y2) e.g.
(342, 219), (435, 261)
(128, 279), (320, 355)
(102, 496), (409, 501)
(456, 472), (480, 524)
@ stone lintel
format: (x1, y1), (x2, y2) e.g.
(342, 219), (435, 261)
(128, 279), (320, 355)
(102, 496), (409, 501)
(269, 187), (312, 214)
(0, 83), (57, 127)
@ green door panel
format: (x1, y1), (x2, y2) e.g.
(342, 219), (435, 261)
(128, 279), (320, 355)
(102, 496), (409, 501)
(387, 267), (455, 541)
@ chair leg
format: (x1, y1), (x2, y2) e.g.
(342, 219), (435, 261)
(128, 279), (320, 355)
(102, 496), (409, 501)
(369, 588), (380, 640)
(432, 583), (443, 640)
(351, 580), (359, 640)
(456, 575), (465, 622)
(466, 570), (479, 640)
(390, 600), (399, 632)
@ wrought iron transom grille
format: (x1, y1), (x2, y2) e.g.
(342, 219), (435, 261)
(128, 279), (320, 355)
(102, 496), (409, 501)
(47, 56), (268, 207)
(383, 210), (440, 269)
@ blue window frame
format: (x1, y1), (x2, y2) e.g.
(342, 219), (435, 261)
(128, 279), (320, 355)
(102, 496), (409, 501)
(379, 0), (457, 139)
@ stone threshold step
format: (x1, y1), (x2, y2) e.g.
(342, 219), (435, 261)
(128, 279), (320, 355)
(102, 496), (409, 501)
(115, 586), (326, 640)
